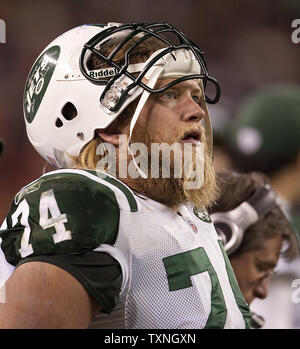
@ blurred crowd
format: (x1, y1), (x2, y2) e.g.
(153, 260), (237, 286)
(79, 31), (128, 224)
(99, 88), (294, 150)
(0, 0), (300, 328)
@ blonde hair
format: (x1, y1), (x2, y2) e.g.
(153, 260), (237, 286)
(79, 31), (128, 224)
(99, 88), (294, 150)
(72, 136), (103, 170)
(42, 137), (103, 173)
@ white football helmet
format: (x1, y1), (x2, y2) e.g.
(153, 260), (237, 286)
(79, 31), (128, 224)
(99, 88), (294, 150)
(23, 22), (220, 168)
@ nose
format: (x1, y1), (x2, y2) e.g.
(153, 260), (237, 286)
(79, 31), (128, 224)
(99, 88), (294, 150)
(180, 95), (206, 123)
(253, 279), (269, 300)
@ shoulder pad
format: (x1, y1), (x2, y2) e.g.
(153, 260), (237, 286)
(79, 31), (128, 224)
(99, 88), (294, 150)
(1, 169), (137, 265)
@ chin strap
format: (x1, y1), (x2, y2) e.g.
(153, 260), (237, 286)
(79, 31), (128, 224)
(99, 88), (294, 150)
(127, 67), (164, 179)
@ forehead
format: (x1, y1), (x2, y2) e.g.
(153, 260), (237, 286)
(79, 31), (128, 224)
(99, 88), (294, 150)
(154, 78), (202, 92)
(254, 235), (283, 263)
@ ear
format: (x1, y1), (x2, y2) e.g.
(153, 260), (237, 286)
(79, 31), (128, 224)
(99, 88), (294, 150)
(97, 130), (120, 146)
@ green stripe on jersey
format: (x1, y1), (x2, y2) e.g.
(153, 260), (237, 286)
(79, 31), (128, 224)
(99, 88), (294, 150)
(84, 170), (138, 212)
(218, 240), (252, 329)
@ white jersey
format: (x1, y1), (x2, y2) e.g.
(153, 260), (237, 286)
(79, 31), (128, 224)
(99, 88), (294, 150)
(0, 169), (251, 328)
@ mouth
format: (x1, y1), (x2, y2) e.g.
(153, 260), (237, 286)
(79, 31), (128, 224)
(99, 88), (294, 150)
(179, 130), (202, 144)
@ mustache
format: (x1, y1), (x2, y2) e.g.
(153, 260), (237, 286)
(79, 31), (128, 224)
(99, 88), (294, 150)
(177, 126), (204, 143)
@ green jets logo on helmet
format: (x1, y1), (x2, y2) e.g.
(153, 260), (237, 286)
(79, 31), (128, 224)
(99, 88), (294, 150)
(24, 45), (60, 123)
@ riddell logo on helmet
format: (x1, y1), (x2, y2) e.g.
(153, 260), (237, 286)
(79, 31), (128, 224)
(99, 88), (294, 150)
(89, 68), (118, 78)
(0, 19), (6, 43)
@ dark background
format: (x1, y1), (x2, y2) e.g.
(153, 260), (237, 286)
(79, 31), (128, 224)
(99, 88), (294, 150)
(0, 0), (299, 220)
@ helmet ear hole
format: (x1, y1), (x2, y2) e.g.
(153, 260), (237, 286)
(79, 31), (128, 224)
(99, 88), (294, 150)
(55, 118), (63, 128)
(61, 102), (78, 121)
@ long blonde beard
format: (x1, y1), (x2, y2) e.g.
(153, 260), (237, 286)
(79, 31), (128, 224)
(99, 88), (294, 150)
(122, 123), (219, 211)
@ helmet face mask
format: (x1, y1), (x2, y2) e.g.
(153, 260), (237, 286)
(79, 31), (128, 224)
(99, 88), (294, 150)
(23, 22), (220, 168)
(80, 22), (220, 111)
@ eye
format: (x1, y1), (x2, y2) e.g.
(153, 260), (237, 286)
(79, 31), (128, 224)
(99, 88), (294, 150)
(192, 95), (201, 104)
(159, 92), (176, 102)
(256, 263), (276, 280)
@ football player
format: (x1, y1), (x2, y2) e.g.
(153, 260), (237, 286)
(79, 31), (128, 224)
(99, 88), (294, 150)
(0, 22), (251, 329)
